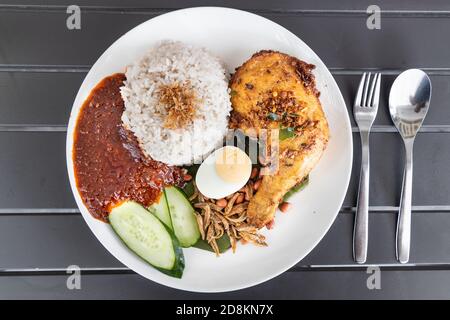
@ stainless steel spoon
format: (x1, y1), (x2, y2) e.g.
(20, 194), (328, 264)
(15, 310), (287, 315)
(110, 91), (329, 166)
(389, 69), (431, 264)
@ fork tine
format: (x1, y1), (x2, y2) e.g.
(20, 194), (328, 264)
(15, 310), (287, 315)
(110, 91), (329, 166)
(367, 73), (380, 107)
(362, 73), (372, 106)
(355, 72), (367, 107)
(372, 73), (381, 107)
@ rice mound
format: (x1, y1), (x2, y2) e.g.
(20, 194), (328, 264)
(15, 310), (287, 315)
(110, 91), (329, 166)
(121, 40), (231, 166)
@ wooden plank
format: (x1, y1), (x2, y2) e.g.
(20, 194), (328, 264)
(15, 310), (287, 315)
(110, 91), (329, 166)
(0, 132), (75, 208)
(0, 0), (449, 299)
(1, 268), (450, 299)
(0, 72), (82, 124)
(0, 131), (448, 208)
(1, 73), (450, 126)
(335, 74), (450, 127)
(302, 211), (450, 265)
(345, 132), (450, 207)
(0, 215), (122, 269)
(0, 11), (450, 68)
(0, 211), (449, 270)
(3, 0), (450, 12)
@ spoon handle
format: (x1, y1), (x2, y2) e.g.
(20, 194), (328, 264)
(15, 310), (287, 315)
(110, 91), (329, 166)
(353, 130), (370, 264)
(397, 139), (414, 264)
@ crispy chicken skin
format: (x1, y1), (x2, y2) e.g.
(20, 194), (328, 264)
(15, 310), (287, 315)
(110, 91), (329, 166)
(229, 50), (329, 228)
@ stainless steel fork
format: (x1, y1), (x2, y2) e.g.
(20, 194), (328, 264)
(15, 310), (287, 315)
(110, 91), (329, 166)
(353, 72), (381, 264)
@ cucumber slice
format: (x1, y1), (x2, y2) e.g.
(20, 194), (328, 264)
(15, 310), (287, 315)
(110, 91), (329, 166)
(148, 192), (173, 231)
(164, 186), (201, 247)
(109, 201), (184, 278)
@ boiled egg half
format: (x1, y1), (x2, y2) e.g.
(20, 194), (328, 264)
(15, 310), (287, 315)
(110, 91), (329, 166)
(195, 146), (252, 199)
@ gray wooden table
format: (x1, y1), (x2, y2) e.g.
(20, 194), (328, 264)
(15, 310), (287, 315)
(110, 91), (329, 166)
(1, 0), (450, 299)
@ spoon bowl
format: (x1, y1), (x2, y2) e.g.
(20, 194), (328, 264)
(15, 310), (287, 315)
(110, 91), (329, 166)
(389, 69), (432, 139)
(389, 69), (432, 263)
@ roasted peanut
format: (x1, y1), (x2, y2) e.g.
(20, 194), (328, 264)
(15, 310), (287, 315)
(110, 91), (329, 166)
(216, 198), (228, 208)
(250, 167), (259, 179)
(279, 202), (292, 213)
(266, 219), (275, 230)
(253, 179), (262, 191)
(236, 193), (245, 204)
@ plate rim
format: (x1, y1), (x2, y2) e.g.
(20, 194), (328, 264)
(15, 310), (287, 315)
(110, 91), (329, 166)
(66, 6), (353, 293)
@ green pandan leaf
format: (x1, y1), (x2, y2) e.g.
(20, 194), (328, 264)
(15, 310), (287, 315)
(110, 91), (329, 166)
(194, 234), (231, 253)
(283, 175), (309, 201)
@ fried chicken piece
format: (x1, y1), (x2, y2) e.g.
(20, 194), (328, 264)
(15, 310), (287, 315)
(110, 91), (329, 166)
(229, 50), (329, 228)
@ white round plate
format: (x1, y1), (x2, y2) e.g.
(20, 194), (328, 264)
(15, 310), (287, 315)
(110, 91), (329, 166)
(66, 7), (352, 293)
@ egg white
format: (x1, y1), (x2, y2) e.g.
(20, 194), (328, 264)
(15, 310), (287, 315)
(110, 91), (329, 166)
(195, 147), (251, 199)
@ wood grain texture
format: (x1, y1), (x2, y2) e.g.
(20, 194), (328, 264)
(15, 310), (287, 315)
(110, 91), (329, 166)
(0, 0), (449, 299)
(2, 73), (450, 127)
(0, 11), (450, 68)
(2, 268), (450, 299)
(1, 211), (450, 271)
(0, 132), (448, 209)
(3, 0), (450, 11)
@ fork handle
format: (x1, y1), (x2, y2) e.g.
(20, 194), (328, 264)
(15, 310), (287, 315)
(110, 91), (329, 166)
(353, 130), (370, 264)
(396, 139), (414, 264)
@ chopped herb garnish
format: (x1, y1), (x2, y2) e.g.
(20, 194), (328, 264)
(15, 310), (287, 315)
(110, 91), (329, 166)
(267, 112), (279, 121)
(279, 127), (296, 140)
(230, 90), (238, 97)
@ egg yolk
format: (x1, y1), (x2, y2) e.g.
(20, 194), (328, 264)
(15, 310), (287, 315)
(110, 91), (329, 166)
(215, 147), (251, 183)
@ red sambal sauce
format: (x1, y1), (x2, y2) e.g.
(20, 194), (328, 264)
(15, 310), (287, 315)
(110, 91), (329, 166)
(73, 73), (184, 222)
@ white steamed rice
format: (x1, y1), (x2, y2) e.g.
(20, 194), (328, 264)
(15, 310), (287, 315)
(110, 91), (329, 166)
(121, 40), (231, 166)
